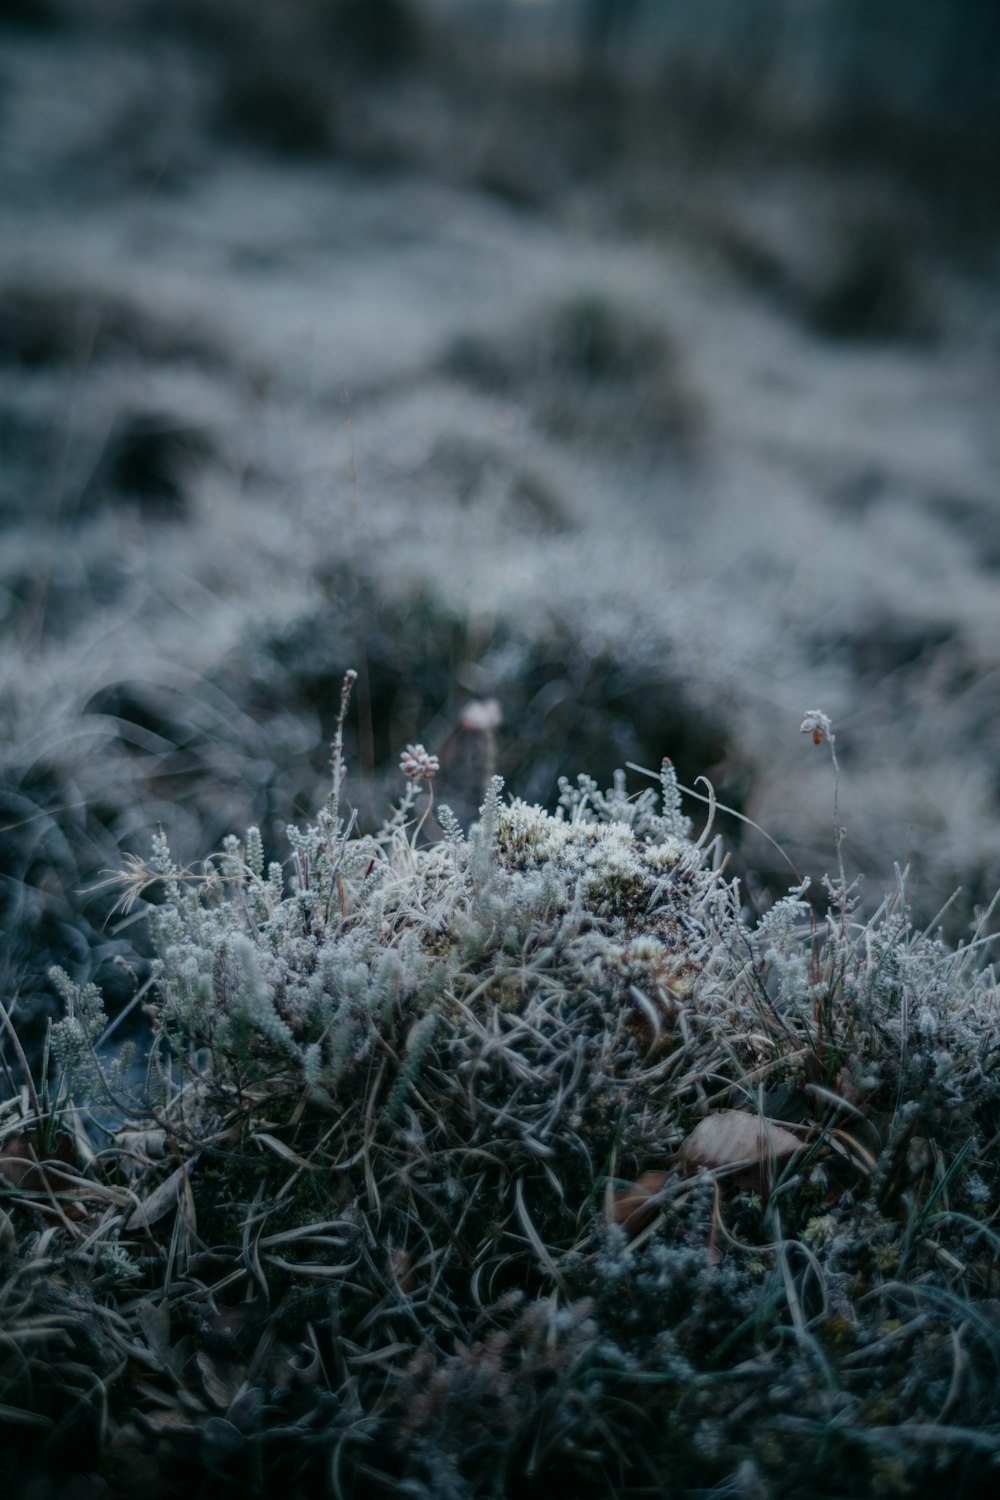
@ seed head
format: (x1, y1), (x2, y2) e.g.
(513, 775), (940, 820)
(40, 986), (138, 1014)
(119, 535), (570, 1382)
(800, 709), (832, 747)
(400, 744), (439, 781)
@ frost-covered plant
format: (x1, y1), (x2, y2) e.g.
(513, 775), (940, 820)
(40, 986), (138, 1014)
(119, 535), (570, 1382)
(4, 684), (1000, 1499)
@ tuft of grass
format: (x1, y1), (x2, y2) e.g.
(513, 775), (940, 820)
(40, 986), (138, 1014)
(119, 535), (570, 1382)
(2, 679), (999, 1496)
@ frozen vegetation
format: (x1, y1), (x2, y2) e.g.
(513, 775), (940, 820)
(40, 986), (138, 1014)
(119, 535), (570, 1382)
(1, 3), (1000, 1493)
(2, 695), (999, 1495)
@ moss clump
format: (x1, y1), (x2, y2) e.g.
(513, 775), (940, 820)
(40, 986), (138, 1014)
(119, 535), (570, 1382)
(2, 715), (999, 1497)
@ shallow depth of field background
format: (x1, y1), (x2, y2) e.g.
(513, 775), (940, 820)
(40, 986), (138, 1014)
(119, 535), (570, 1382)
(2, 0), (999, 1051)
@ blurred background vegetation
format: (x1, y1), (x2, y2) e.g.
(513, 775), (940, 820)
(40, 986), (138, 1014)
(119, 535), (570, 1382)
(2, 0), (999, 1059)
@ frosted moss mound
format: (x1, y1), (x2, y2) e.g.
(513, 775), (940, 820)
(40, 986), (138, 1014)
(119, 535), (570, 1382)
(3, 753), (1000, 1499)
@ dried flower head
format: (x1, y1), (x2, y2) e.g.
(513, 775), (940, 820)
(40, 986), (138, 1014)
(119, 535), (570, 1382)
(400, 744), (439, 781)
(800, 709), (832, 747)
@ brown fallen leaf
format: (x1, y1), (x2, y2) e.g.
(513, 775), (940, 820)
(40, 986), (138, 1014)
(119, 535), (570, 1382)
(0, 1134), (39, 1189)
(0, 1130), (96, 1223)
(0, 1129), (77, 1187)
(195, 1349), (248, 1411)
(125, 1157), (199, 1232)
(133, 1407), (201, 1440)
(115, 1126), (168, 1170)
(678, 1110), (802, 1191)
(608, 1170), (669, 1240)
(391, 1246), (416, 1295)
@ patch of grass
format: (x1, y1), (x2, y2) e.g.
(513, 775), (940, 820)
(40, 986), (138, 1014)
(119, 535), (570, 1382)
(2, 683), (998, 1495)
(441, 291), (702, 453)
